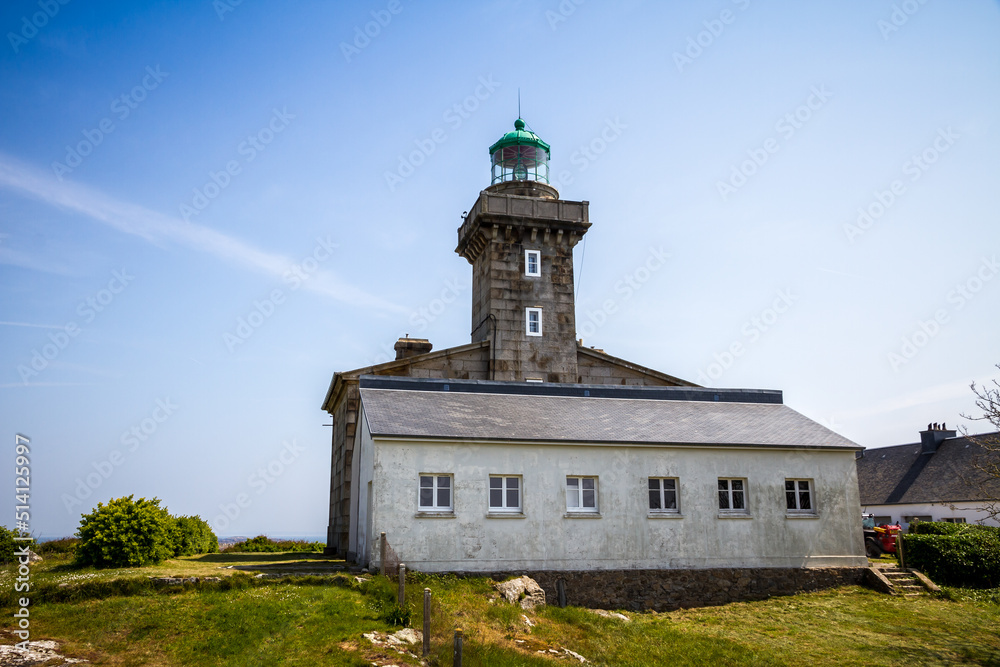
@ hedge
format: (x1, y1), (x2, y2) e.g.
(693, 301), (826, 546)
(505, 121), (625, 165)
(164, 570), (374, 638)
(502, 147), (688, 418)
(224, 535), (324, 553)
(902, 523), (1000, 588)
(908, 521), (1000, 537)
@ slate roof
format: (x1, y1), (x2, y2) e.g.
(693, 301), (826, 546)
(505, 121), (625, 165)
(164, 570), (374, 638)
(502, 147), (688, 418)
(357, 376), (859, 449)
(857, 434), (1000, 505)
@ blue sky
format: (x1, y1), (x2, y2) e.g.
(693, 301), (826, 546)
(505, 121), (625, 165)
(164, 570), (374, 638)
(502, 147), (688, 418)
(1, 0), (998, 540)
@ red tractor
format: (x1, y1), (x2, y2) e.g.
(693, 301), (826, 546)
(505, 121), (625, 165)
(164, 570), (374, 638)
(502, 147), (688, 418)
(863, 513), (901, 558)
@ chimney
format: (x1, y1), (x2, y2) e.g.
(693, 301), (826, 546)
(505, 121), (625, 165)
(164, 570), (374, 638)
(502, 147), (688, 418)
(394, 337), (433, 360)
(919, 421), (956, 454)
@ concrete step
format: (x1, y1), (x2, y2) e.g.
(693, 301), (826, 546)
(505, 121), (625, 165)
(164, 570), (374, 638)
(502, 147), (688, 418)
(874, 565), (937, 597)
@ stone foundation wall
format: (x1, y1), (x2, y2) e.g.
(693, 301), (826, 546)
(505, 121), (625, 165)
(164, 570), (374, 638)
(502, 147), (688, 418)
(480, 567), (868, 611)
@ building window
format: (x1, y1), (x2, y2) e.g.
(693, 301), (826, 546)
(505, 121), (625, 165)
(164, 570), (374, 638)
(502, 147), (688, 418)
(873, 515), (893, 526)
(648, 477), (679, 513)
(525, 249), (541, 277)
(419, 474), (452, 512)
(566, 476), (598, 513)
(718, 478), (747, 513)
(942, 517), (967, 523)
(785, 479), (814, 513)
(489, 476), (521, 512)
(526, 308), (543, 336)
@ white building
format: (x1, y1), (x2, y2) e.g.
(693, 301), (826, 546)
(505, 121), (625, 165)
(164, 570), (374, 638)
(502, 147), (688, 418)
(350, 375), (867, 572)
(324, 118), (869, 584)
(857, 424), (1000, 530)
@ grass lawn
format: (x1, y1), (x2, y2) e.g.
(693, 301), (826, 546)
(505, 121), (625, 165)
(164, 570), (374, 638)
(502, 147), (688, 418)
(2, 553), (999, 666)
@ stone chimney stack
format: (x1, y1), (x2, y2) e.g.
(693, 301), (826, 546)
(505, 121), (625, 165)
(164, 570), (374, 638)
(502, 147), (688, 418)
(394, 337), (433, 360)
(919, 422), (956, 454)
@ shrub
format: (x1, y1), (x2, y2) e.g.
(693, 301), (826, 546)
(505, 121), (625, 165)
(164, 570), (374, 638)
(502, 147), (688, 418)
(75, 496), (177, 568)
(908, 521), (1000, 537)
(0, 526), (17, 564)
(359, 575), (412, 626)
(36, 537), (79, 556)
(224, 535), (324, 553)
(171, 516), (218, 557)
(902, 529), (1000, 588)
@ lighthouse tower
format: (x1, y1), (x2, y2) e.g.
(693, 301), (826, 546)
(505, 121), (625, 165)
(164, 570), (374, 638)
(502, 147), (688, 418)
(456, 119), (591, 383)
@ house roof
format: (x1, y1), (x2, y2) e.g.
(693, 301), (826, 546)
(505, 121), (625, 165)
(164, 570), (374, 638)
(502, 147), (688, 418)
(357, 376), (859, 449)
(857, 434), (1000, 505)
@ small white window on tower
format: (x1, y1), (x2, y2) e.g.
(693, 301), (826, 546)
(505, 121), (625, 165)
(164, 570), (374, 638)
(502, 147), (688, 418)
(526, 308), (542, 336)
(525, 249), (541, 277)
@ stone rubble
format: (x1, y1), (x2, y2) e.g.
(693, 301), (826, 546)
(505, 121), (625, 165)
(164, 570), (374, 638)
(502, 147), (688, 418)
(0, 639), (88, 665)
(147, 576), (222, 585)
(494, 575), (546, 610)
(535, 647), (588, 663)
(362, 628), (423, 660)
(590, 609), (630, 622)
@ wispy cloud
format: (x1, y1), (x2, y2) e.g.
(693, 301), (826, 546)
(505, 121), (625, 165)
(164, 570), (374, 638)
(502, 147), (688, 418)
(0, 244), (77, 276)
(0, 382), (100, 388)
(0, 320), (66, 329)
(0, 154), (406, 314)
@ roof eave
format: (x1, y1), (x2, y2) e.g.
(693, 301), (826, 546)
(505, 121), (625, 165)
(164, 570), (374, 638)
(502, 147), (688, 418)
(367, 433), (863, 451)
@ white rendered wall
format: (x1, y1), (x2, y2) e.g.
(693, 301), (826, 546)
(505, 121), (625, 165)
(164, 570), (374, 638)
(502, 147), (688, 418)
(357, 428), (867, 572)
(862, 501), (999, 531)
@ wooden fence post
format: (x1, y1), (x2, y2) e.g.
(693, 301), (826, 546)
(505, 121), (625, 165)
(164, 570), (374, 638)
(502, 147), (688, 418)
(423, 588), (431, 657)
(557, 579), (567, 608)
(453, 628), (463, 667)
(379, 532), (387, 576)
(397, 563), (406, 604)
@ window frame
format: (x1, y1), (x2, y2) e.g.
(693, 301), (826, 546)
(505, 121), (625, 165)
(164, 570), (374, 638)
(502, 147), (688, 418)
(784, 478), (816, 515)
(717, 477), (749, 516)
(525, 249), (541, 277)
(488, 475), (522, 514)
(565, 475), (599, 515)
(647, 477), (680, 515)
(526, 307), (543, 336)
(418, 474), (453, 513)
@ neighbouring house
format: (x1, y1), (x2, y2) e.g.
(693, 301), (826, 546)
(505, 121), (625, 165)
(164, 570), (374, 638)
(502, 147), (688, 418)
(321, 118), (867, 582)
(856, 423), (1000, 530)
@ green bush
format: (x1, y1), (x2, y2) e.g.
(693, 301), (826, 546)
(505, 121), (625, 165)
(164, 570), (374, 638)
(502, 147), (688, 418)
(75, 496), (177, 568)
(0, 526), (16, 564)
(908, 521), (1000, 537)
(224, 535), (324, 553)
(171, 516), (218, 557)
(36, 537), (80, 556)
(903, 530), (1000, 588)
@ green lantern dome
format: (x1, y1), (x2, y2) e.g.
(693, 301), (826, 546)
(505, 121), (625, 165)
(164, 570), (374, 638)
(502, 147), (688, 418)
(489, 118), (551, 185)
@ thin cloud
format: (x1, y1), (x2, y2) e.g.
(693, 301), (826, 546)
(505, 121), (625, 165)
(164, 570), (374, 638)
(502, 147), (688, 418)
(0, 382), (100, 388)
(0, 320), (66, 329)
(0, 245), (77, 276)
(0, 154), (406, 314)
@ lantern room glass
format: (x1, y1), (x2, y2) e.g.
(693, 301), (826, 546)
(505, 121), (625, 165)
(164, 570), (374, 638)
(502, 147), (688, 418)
(491, 144), (549, 184)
